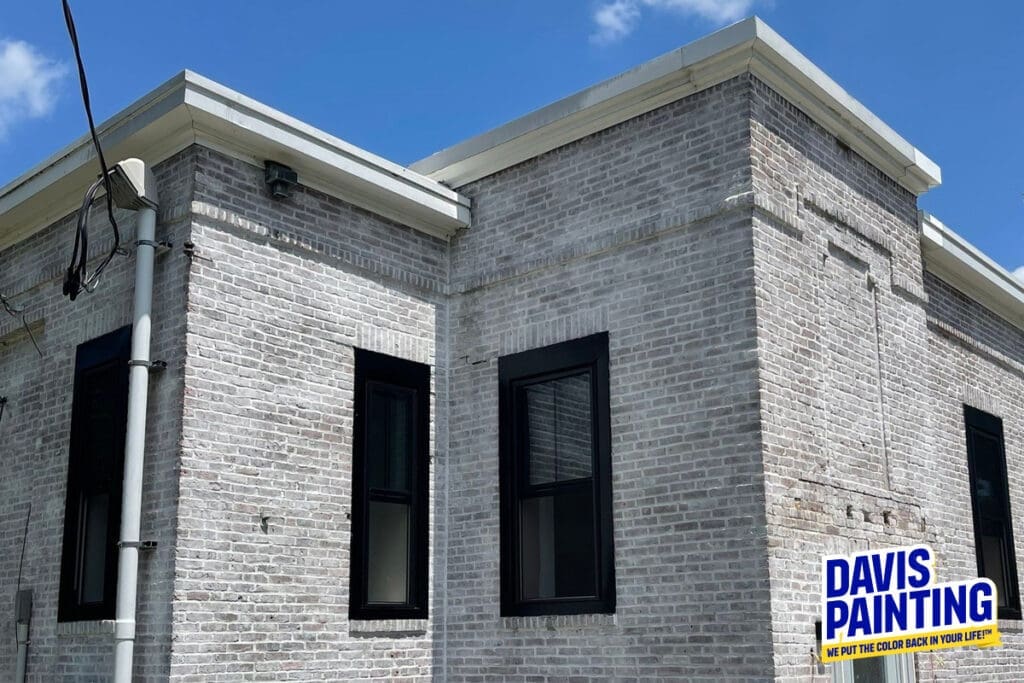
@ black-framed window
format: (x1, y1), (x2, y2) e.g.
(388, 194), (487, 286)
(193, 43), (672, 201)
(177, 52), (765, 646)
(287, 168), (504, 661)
(349, 349), (430, 620)
(965, 405), (1021, 619)
(58, 326), (131, 622)
(499, 332), (614, 616)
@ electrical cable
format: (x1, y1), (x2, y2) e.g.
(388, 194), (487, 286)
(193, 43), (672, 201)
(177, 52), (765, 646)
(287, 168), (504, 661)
(15, 503), (31, 600)
(65, 177), (105, 298)
(61, 0), (122, 300)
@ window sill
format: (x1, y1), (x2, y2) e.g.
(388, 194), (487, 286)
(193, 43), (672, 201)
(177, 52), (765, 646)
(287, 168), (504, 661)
(501, 612), (617, 631)
(56, 620), (116, 637)
(348, 618), (428, 638)
(998, 619), (1023, 633)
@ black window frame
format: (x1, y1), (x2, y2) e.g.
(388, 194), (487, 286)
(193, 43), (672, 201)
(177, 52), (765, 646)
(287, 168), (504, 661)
(964, 405), (1022, 620)
(58, 326), (131, 622)
(498, 332), (614, 616)
(349, 349), (430, 620)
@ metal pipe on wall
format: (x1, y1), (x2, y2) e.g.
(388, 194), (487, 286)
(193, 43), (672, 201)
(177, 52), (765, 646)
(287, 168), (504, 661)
(113, 204), (157, 683)
(14, 588), (32, 683)
(109, 159), (160, 683)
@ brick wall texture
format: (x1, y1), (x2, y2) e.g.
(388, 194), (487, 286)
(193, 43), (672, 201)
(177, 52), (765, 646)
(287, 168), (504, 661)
(0, 70), (1022, 682)
(0, 147), (194, 681)
(747, 74), (1024, 682)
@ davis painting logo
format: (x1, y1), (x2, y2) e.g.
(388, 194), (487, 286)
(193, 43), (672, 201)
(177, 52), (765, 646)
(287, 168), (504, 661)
(821, 545), (1001, 662)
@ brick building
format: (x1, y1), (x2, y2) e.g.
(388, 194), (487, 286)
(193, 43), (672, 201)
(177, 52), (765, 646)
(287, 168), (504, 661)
(1, 17), (1022, 681)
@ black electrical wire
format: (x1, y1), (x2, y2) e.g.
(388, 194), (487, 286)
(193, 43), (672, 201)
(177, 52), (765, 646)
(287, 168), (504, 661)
(65, 176), (105, 298)
(61, 0), (122, 300)
(16, 503), (32, 604)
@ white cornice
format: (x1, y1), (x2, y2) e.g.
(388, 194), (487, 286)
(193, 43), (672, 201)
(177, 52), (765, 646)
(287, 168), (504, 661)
(0, 71), (471, 251)
(920, 212), (1024, 333)
(411, 17), (941, 195)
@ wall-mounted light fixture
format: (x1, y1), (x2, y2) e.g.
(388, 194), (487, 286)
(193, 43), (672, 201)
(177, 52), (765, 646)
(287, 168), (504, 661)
(264, 161), (297, 200)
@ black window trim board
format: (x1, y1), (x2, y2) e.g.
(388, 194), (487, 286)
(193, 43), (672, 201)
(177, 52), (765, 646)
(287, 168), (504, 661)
(58, 325), (132, 622)
(349, 348), (430, 620)
(498, 332), (615, 616)
(964, 404), (1022, 620)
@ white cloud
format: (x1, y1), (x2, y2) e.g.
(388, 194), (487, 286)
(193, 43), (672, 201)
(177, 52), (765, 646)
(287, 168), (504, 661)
(0, 39), (66, 139)
(1013, 266), (1024, 283)
(591, 0), (760, 44)
(592, 1), (643, 45)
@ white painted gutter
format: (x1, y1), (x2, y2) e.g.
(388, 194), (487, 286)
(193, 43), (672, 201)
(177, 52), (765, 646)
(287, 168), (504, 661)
(0, 71), (471, 252)
(920, 211), (1024, 332)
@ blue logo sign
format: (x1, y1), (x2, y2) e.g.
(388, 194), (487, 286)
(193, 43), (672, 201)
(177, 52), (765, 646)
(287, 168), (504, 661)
(821, 545), (1000, 662)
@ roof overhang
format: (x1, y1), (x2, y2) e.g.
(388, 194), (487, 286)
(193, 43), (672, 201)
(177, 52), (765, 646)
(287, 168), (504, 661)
(0, 71), (471, 251)
(921, 212), (1024, 332)
(411, 16), (941, 195)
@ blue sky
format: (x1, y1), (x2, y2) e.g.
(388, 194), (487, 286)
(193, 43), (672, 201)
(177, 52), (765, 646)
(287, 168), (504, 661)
(2, 1), (1021, 276)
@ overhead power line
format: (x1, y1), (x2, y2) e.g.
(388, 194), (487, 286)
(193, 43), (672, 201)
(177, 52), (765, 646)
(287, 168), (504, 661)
(61, 0), (124, 300)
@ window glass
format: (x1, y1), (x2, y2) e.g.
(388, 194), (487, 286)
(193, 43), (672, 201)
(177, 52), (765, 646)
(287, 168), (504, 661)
(851, 656), (885, 683)
(366, 384), (414, 493)
(965, 406), (1021, 619)
(350, 350), (429, 620)
(831, 653), (915, 683)
(499, 332), (614, 616)
(366, 501), (410, 603)
(979, 528), (1009, 608)
(79, 492), (110, 604)
(520, 488), (596, 599)
(526, 373), (593, 485)
(58, 326), (131, 622)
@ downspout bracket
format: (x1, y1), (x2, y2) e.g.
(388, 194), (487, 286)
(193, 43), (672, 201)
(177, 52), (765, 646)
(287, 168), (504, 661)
(136, 239), (172, 254)
(127, 359), (167, 373)
(118, 540), (157, 550)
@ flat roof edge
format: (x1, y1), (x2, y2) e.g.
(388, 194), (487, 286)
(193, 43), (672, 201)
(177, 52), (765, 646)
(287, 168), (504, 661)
(0, 71), (470, 251)
(0, 71), (189, 217)
(410, 18), (759, 180)
(411, 16), (941, 195)
(920, 211), (1024, 333)
(180, 71), (467, 208)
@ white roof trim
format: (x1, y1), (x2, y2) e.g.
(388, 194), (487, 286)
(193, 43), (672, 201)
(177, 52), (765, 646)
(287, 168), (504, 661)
(411, 17), (941, 195)
(920, 211), (1024, 332)
(0, 71), (471, 251)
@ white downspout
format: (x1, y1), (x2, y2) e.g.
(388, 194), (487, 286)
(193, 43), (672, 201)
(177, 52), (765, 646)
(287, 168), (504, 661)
(110, 159), (160, 683)
(14, 511), (33, 682)
(14, 623), (28, 683)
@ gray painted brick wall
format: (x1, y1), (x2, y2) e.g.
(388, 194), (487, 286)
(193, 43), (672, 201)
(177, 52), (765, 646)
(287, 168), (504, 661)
(748, 74), (1024, 682)
(0, 147), (194, 681)
(443, 75), (775, 681)
(920, 272), (1024, 681)
(2, 67), (1023, 683)
(170, 148), (447, 681)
